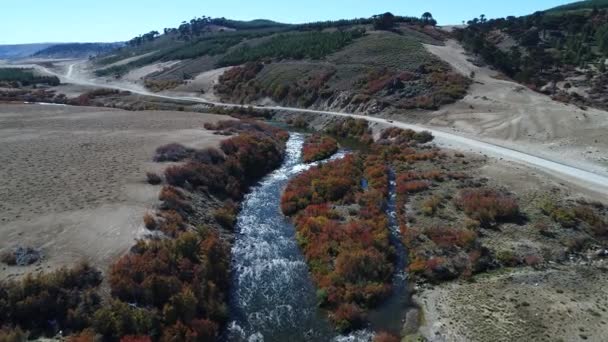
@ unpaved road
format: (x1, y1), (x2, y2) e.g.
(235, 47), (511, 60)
(32, 61), (608, 199)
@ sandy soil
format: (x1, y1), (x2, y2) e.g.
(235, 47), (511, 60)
(0, 104), (229, 280)
(103, 51), (157, 68)
(417, 263), (608, 342)
(122, 60), (181, 83)
(422, 40), (608, 177)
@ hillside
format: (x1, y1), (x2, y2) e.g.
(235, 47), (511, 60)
(547, 0), (608, 13)
(33, 42), (124, 58)
(87, 13), (469, 114)
(454, 7), (608, 110)
(0, 43), (56, 59)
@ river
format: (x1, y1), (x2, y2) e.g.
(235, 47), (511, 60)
(225, 133), (407, 341)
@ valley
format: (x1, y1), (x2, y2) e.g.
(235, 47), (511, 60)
(1, 3), (608, 342)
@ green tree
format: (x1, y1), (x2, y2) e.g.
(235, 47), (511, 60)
(373, 12), (396, 31)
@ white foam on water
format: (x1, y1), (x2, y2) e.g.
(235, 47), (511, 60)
(228, 133), (348, 341)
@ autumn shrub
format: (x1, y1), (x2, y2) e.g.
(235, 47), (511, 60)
(0, 326), (28, 342)
(146, 172), (162, 185)
(107, 228), (229, 340)
(157, 210), (186, 237)
(143, 212), (157, 230)
(325, 117), (373, 144)
(282, 152), (395, 331)
(92, 300), (159, 340)
(213, 201), (238, 230)
(457, 188), (519, 226)
(331, 303), (365, 333)
(0, 263), (102, 338)
(373, 332), (400, 342)
(397, 180), (431, 194)
(281, 155), (361, 215)
(165, 129), (286, 200)
(153, 143), (194, 162)
(67, 329), (97, 342)
(120, 336), (152, 342)
(496, 250), (520, 267)
(425, 226), (476, 249)
(421, 195), (442, 216)
(302, 134), (339, 163)
(159, 186), (192, 213)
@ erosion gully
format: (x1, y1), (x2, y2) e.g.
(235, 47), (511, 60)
(224, 133), (410, 341)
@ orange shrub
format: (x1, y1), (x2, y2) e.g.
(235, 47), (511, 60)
(331, 303), (365, 332)
(374, 332), (400, 342)
(457, 188), (519, 226)
(143, 212), (157, 230)
(302, 134), (338, 163)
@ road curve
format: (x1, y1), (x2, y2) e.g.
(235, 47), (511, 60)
(38, 63), (608, 198)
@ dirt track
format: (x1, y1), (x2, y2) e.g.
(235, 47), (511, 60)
(0, 104), (228, 279)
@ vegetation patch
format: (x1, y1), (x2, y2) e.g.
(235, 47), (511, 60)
(218, 29), (366, 66)
(302, 134), (338, 163)
(0, 68), (60, 87)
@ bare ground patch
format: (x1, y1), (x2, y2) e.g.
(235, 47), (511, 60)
(0, 104), (229, 280)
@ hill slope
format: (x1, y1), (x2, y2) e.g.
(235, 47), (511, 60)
(0, 43), (56, 60)
(87, 14), (469, 115)
(33, 42), (124, 59)
(455, 6), (608, 110)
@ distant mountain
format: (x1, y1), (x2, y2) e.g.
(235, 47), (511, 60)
(0, 43), (56, 60)
(33, 42), (124, 59)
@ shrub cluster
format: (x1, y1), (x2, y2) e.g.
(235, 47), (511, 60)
(302, 134), (339, 163)
(457, 188), (520, 227)
(0, 263), (102, 337)
(0, 68), (60, 87)
(164, 121), (287, 200)
(325, 117), (374, 144)
(108, 228), (228, 340)
(282, 154), (394, 332)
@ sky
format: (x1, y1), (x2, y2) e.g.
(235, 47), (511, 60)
(1, 0), (576, 44)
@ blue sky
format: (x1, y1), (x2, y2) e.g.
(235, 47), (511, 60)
(2, 0), (575, 44)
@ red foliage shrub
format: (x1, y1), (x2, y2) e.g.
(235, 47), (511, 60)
(457, 188), (520, 226)
(154, 143), (194, 162)
(146, 172), (162, 185)
(120, 336), (152, 342)
(159, 186), (192, 213)
(165, 128), (286, 200)
(325, 117), (373, 144)
(213, 201), (238, 230)
(302, 134), (339, 163)
(374, 332), (400, 342)
(425, 226), (476, 248)
(109, 228), (229, 339)
(281, 155), (360, 215)
(282, 152), (394, 330)
(331, 303), (365, 332)
(0, 263), (102, 337)
(143, 212), (157, 230)
(397, 180), (431, 194)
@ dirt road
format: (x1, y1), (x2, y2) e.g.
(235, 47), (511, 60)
(31, 60), (608, 199)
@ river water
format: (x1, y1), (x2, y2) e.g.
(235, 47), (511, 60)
(226, 133), (407, 341)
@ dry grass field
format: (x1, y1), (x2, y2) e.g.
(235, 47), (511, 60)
(0, 104), (229, 280)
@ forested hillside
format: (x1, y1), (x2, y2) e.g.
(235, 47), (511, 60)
(455, 7), (608, 109)
(91, 13), (469, 114)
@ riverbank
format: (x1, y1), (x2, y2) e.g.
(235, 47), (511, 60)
(416, 262), (608, 342)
